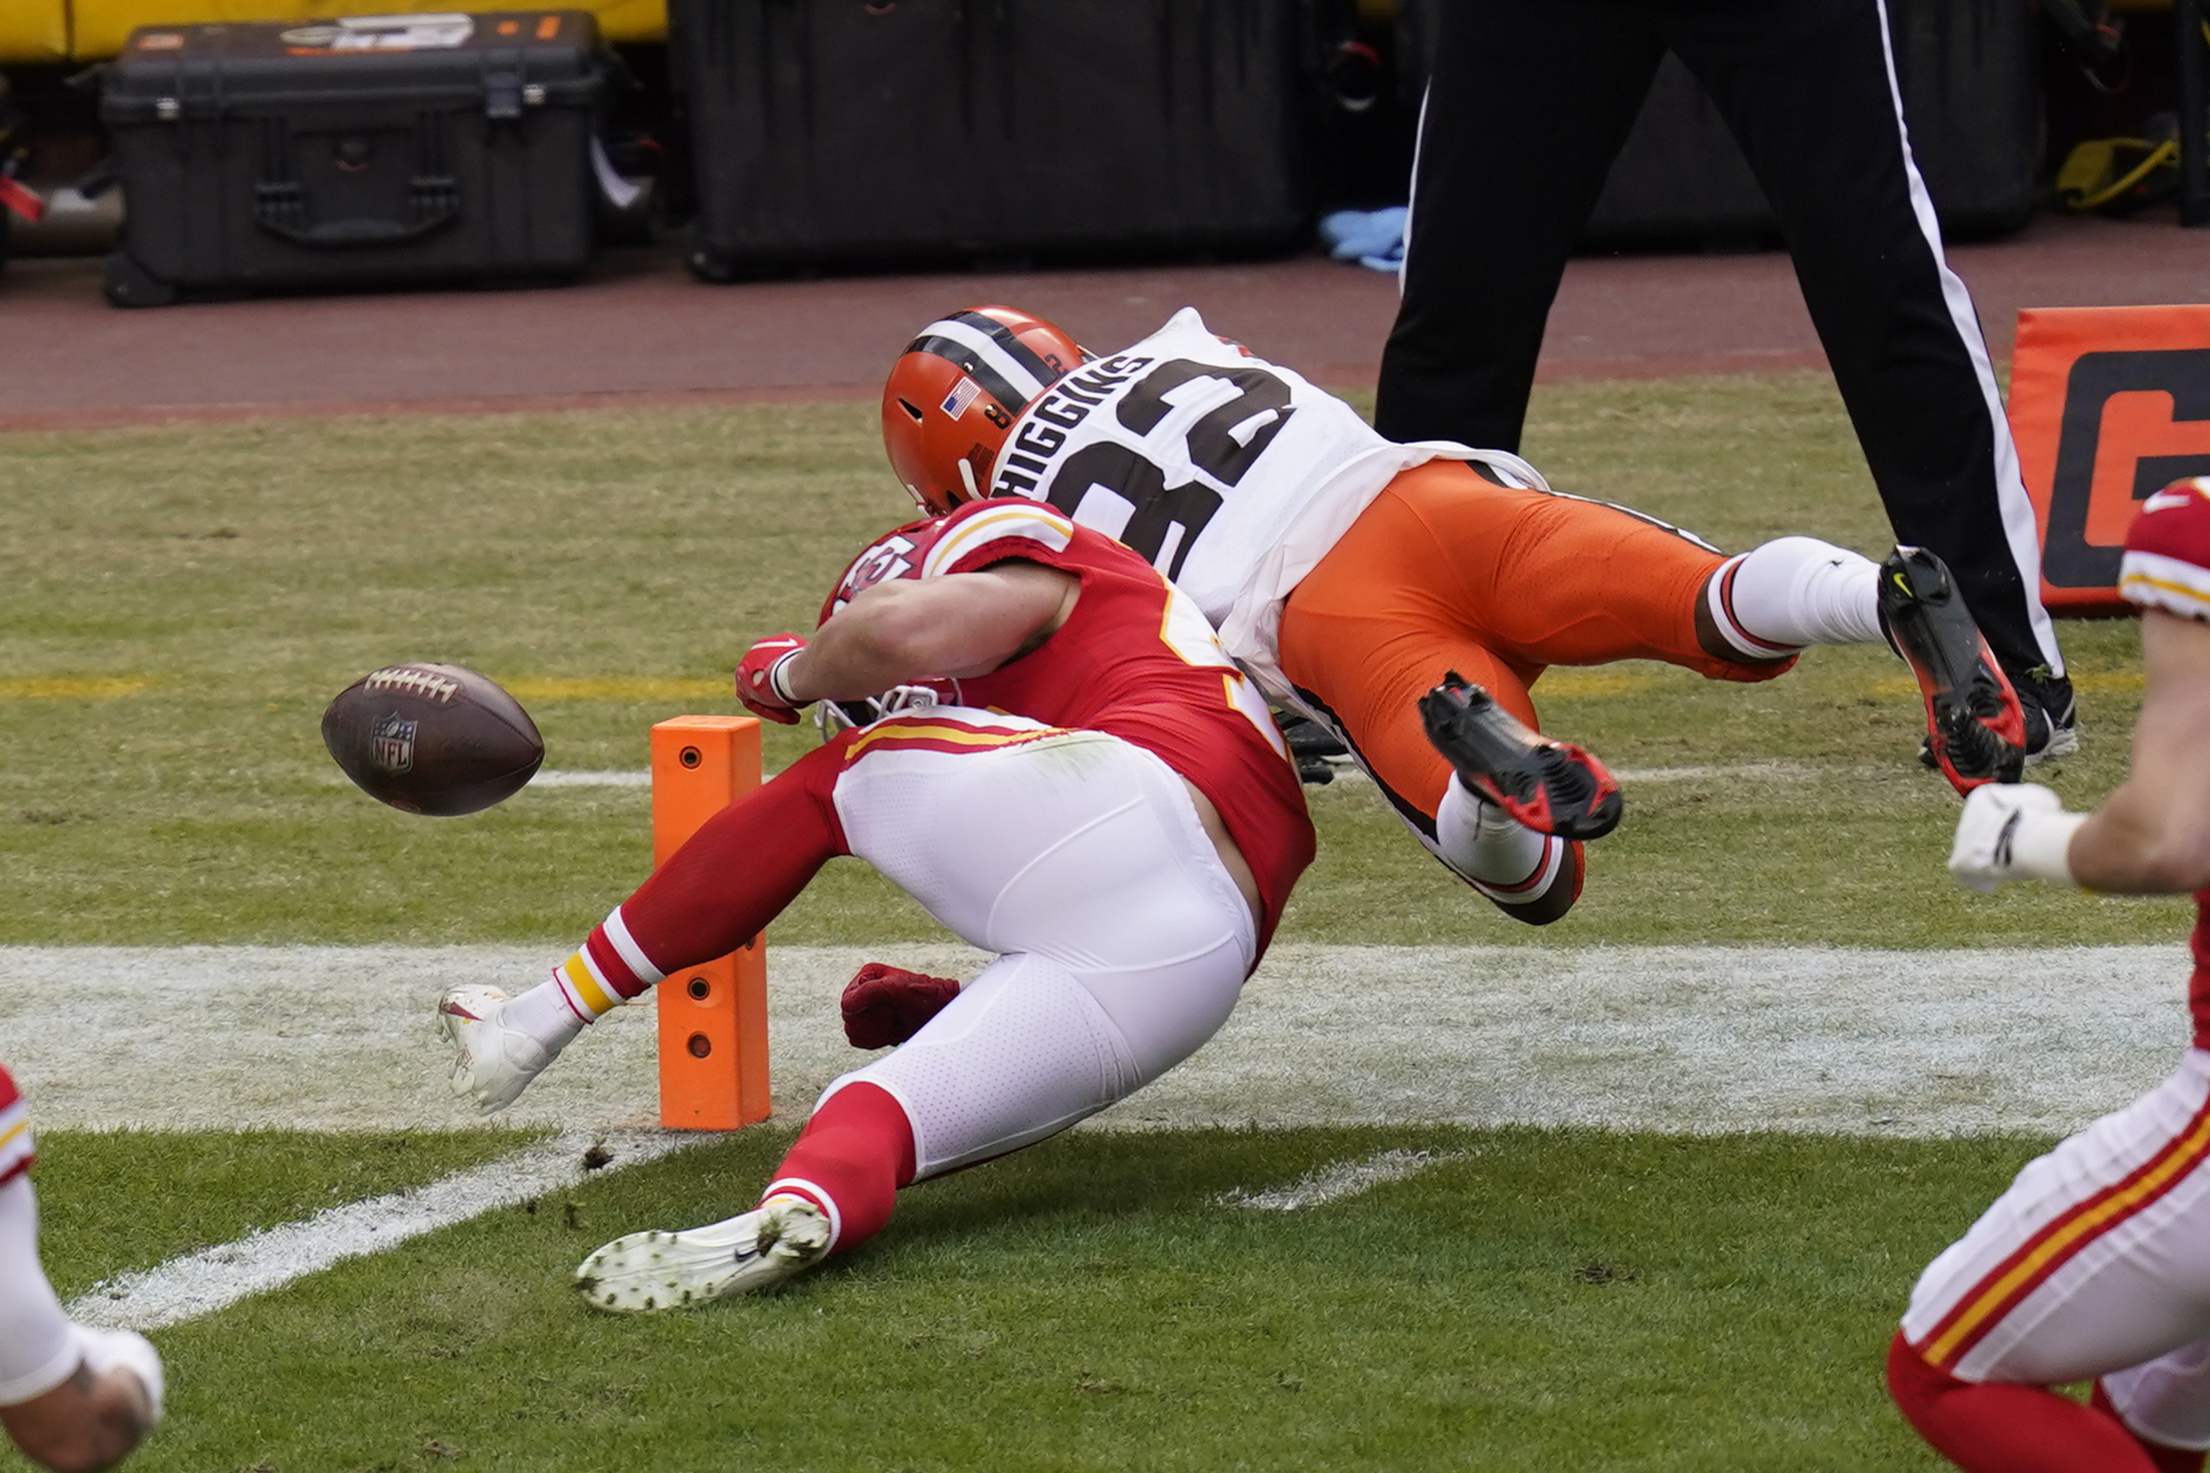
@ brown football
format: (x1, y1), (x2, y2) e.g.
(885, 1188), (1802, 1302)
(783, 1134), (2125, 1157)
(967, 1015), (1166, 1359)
(321, 663), (543, 816)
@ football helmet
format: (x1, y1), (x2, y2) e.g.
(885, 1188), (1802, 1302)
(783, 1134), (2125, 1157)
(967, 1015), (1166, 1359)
(882, 306), (1084, 515)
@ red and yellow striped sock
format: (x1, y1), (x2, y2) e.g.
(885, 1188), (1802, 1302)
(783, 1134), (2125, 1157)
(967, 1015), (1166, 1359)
(552, 905), (665, 1022)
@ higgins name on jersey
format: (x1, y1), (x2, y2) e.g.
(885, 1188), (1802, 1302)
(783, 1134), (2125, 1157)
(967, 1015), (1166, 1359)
(981, 307), (1544, 702)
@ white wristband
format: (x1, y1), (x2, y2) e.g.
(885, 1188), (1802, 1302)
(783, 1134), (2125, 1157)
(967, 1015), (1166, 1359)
(767, 650), (802, 706)
(2006, 807), (2087, 886)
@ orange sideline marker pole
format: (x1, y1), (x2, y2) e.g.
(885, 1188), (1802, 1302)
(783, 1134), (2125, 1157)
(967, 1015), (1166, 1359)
(648, 716), (769, 1130)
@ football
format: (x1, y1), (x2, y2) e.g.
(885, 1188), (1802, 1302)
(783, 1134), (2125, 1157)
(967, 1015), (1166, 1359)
(321, 663), (544, 816)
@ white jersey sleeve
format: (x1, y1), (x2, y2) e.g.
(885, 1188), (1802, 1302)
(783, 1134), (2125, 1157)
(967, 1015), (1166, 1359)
(986, 307), (1544, 698)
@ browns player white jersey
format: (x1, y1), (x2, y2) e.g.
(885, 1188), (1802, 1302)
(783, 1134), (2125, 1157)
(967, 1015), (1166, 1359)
(983, 307), (1543, 701)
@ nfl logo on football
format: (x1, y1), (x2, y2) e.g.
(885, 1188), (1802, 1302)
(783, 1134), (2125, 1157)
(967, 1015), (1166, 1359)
(370, 714), (418, 772)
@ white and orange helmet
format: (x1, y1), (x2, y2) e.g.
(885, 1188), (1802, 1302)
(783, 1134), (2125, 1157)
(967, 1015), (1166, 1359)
(881, 306), (1085, 515)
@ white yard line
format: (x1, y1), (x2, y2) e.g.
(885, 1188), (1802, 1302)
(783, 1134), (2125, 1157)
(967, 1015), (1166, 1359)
(1218, 1149), (1468, 1211)
(0, 941), (2186, 1330)
(0, 943), (2190, 1138)
(526, 769), (653, 788)
(62, 1128), (696, 1332)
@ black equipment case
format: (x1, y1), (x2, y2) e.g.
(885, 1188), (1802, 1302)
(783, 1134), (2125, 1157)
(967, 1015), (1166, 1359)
(1394, 0), (2039, 247)
(670, 0), (1324, 279)
(99, 11), (604, 306)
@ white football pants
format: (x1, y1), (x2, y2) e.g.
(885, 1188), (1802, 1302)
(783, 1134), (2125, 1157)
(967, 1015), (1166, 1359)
(0, 1175), (79, 1408)
(823, 711), (1257, 1180)
(1901, 1047), (2210, 1449)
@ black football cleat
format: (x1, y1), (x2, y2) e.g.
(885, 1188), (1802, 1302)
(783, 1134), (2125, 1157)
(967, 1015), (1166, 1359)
(1878, 546), (2027, 794)
(1419, 674), (1623, 841)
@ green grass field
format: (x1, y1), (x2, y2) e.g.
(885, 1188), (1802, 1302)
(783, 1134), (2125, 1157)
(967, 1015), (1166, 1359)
(0, 371), (2177, 1471)
(0, 375), (2177, 947)
(36, 1125), (2040, 1472)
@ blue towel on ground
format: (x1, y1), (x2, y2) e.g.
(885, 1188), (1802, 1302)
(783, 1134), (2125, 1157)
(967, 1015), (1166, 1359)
(1318, 206), (1407, 272)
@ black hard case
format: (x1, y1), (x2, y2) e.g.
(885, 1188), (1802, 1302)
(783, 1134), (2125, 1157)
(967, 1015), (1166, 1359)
(99, 11), (603, 305)
(1395, 0), (2040, 247)
(671, 0), (1323, 279)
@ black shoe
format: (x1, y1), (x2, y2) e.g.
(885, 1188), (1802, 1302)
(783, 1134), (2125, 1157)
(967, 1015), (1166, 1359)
(1274, 710), (1351, 787)
(2012, 667), (2080, 765)
(1418, 673), (1622, 841)
(1877, 547), (2027, 794)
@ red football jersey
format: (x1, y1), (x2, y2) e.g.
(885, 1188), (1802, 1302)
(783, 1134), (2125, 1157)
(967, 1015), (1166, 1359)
(0, 1064), (30, 1188)
(823, 499), (1314, 949)
(2123, 481), (2210, 1045)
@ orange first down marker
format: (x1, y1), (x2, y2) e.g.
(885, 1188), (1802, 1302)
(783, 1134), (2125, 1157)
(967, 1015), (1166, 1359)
(648, 716), (770, 1130)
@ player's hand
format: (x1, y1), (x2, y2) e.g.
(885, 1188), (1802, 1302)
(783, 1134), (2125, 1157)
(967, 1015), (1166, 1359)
(841, 962), (961, 1049)
(77, 1326), (165, 1424)
(735, 634), (807, 725)
(1949, 782), (2068, 894)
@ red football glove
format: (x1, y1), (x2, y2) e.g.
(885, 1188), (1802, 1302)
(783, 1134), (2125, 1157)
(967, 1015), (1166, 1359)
(841, 962), (962, 1049)
(735, 634), (807, 724)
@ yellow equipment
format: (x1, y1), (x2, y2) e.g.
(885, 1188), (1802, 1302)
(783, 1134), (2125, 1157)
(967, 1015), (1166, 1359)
(15, 0), (663, 62)
(0, 2), (72, 65)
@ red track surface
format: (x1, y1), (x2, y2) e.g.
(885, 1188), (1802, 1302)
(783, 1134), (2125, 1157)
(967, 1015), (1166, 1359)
(0, 211), (2204, 431)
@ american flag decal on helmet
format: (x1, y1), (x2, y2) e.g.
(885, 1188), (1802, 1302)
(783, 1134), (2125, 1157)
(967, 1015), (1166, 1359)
(940, 377), (983, 418)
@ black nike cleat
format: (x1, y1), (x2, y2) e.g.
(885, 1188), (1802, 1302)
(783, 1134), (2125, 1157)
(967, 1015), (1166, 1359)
(1419, 673), (1623, 841)
(1878, 546), (2027, 794)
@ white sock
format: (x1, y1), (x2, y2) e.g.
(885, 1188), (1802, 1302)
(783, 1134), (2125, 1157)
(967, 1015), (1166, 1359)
(503, 975), (591, 1054)
(1435, 777), (1548, 885)
(1706, 537), (1883, 655)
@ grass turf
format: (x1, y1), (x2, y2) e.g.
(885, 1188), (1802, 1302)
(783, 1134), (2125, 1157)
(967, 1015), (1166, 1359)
(30, 1128), (541, 1300)
(0, 371), (2164, 1470)
(0, 374), (2182, 950)
(40, 1123), (2039, 1473)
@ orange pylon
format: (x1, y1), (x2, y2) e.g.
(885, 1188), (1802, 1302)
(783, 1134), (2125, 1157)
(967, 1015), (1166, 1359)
(647, 716), (770, 1130)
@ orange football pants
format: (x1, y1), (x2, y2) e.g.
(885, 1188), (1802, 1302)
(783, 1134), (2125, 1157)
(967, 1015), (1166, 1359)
(1276, 459), (1793, 822)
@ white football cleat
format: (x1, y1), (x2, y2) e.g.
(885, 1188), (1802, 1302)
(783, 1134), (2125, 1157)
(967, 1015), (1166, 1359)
(435, 985), (550, 1115)
(575, 1195), (831, 1313)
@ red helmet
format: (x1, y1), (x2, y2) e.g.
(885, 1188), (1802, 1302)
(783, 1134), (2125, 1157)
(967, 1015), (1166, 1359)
(882, 306), (1084, 515)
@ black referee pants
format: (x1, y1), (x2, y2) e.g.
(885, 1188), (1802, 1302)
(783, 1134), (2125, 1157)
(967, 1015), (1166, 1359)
(1373, 0), (2066, 688)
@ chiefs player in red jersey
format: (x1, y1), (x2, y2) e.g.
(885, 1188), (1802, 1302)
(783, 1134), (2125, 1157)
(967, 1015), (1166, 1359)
(1888, 478), (2210, 1473)
(434, 499), (1313, 1310)
(0, 1065), (163, 1472)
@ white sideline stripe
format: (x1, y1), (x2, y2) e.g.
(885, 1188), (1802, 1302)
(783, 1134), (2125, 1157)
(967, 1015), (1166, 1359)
(0, 943), (2194, 1139)
(62, 1128), (696, 1332)
(1218, 1149), (1466, 1212)
(527, 769), (652, 788)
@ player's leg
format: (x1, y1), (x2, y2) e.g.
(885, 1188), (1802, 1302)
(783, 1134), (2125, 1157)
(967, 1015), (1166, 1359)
(2100, 1349), (2210, 1473)
(438, 740), (854, 1113)
(1669, 0), (2071, 752)
(1889, 1050), (2210, 1471)
(1707, 536), (2027, 790)
(577, 728), (1256, 1311)
(1277, 543), (1582, 924)
(1278, 459), (1772, 922)
(0, 1093), (162, 1473)
(1374, 0), (1663, 451)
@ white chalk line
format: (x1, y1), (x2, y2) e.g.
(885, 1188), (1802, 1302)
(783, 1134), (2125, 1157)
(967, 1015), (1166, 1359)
(527, 769), (652, 788)
(1218, 1149), (1470, 1212)
(62, 1128), (699, 1332)
(3, 940), (2192, 1332)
